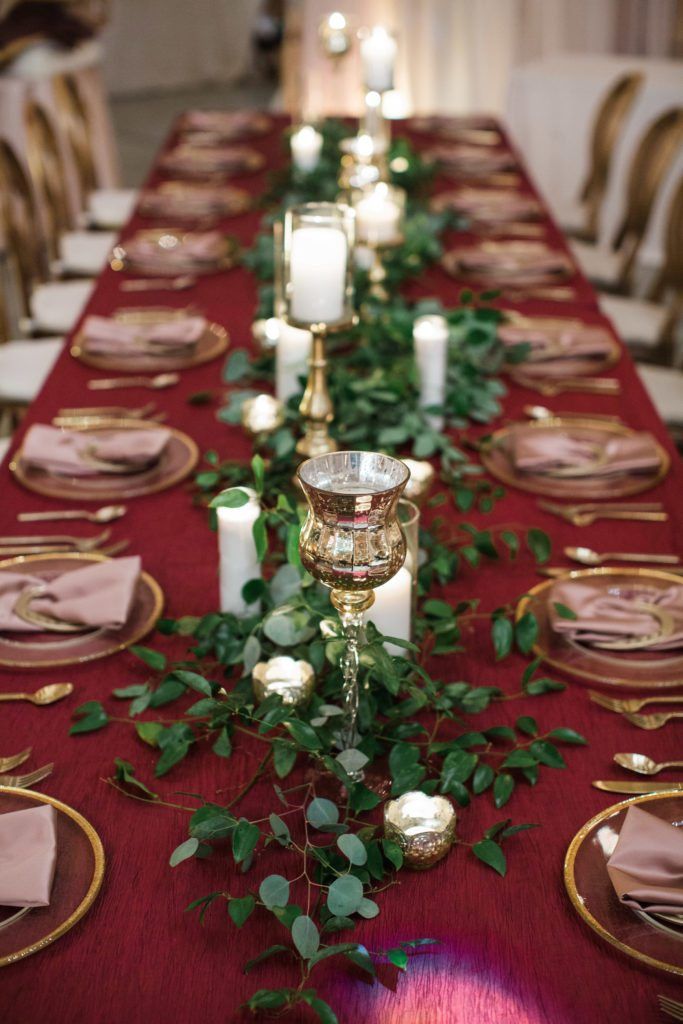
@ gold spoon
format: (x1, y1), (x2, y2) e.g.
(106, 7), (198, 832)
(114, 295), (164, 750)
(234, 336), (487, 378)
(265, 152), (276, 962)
(120, 275), (197, 292)
(87, 372), (179, 391)
(18, 504), (127, 524)
(614, 753), (683, 775)
(523, 405), (622, 424)
(564, 546), (680, 567)
(0, 682), (74, 706)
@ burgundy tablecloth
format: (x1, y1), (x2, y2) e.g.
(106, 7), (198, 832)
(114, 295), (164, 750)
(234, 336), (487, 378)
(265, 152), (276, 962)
(1, 116), (682, 1024)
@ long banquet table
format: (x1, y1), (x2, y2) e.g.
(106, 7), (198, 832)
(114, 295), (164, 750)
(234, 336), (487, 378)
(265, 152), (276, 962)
(1, 115), (683, 1024)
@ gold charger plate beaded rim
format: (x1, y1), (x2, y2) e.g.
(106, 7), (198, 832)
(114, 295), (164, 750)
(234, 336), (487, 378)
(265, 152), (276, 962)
(110, 231), (240, 277)
(0, 785), (105, 967)
(564, 792), (683, 977)
(480, 418), (670, 499)
(0, 551), (164, 669)
(516, 567), (683, 689)
(10, 418), (199, 502)
(70, 320), (229, 373)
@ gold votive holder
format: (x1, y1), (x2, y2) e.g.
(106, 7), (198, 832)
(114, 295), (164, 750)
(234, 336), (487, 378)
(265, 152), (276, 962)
(252, 656), (315, 707)
(384, 791), (456, 869)
(251, 317), (281, 352)
(401, 458), (435, 503)
(241, 394), (284, 437)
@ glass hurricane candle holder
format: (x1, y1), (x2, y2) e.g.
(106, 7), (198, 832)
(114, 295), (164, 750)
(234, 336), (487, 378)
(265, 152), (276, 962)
(281, 202), (356, 458)
(252, 656), (315, 707)
(358, 25), (397, 94)
(297, 451), (410, 757)
(351, 182), (405, 300)
(401, 458), (435, 503)
(384, 791), (457, 869)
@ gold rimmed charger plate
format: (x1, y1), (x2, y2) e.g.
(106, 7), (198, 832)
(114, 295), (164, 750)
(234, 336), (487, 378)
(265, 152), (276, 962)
(0, 786), (104, 966)
(158, 146), (265, 178)
(517, 568), (683, 689)
(0, 551), (163, 668)
(71, 309), (229, 373)
(501, 315), (621, 379)
(178, 111), (271, 140)
(441, 245), (574, 286)
(110, 229), (239, 277)
(481, 418), (669, 499)
(138, 181), (251, 219)
(11, 418), (199, 501)
(564, 792), (683, 976)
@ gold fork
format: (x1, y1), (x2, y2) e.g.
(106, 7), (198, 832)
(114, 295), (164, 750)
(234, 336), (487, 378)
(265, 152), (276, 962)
(624, 711), (683, 730)
(514, 376), (621, 397)
(563, 510), (666, 527)
(0, 763), (54, 788)
(589, 690), (683, 714)
(659, 995), (683, 1021)
(0, 747), (32, 772)
(0, 528), (111, 552)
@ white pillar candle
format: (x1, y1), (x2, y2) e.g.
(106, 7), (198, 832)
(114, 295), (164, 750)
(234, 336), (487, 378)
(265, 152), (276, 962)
(413, 314), (449, 432)
(291, 125), (323, 173)
(290, 226), (348, 324)
(355, 183), (401, 246)
(275, 319), (312, 402)
(360, 26), (397, 93)
(217, 487), (261, 617)
(365, 566), (412, 656)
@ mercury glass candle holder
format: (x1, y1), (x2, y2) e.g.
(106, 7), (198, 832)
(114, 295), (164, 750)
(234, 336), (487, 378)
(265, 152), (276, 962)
(401, 458), (435, 503)
(281, 202), (357, 458)
(251, 317), (281, 352)
(297, 451), (410, 755)
(384, 791), (457, 869)
(241, 394), (284, 438)
(319, 11), (352, 60)
(252, 656), (315, 707)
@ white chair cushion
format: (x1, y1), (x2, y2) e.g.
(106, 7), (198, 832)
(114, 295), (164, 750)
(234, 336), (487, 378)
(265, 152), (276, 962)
(0, 337), (63, 403)
(58, 231), (116, 276)
(0, 436), (10, 464)
(88, 189), (138, 229)
(556, 199), (587, 236)
(637, 364), (683, 425)
(570, 239), (622, 287)
(598, 293), (668, 348)
(30, 279), (94, 334)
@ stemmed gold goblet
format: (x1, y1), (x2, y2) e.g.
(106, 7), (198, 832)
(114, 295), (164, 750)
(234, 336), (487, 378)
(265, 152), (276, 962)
(297, 451), (410, 759)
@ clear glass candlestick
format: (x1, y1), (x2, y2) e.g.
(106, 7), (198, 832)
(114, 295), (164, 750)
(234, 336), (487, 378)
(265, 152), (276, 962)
(281, 203), (356, 457)
(297, 451), (410, 755)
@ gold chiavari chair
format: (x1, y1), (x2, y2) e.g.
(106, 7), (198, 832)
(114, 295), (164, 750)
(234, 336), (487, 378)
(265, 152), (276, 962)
(0, 138), (45, 317)
(23, 99), (73, 263)
(564, 71), (644, 243)
(572, 107), (683, 294)
(52, 71), (98, 209)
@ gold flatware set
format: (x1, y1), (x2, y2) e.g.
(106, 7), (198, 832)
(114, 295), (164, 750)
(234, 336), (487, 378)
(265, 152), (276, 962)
(564, 546), (679, 567)
(659, 995), (683, 1021)
(523, 404), (622, 424)
(538, 500), (667, 527)
(120, 274), (197, 292)
(87, 372), (180, 391)
(0, 528), (128, 557)
(0, 763), (54, 789)
(514, 375), (621, 396)
(18, 504), (127, 524)
(0, 682), (73, 706)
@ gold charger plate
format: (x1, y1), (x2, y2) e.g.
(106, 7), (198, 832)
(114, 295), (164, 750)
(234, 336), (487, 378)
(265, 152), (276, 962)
(110, 229), (239, 277)
(481, 418), (669, 499)
(0, 551), (163, 668)
(0, 786), (104, 966)
(138, 181), (251, 220)
(178, 111), (271, 140)
(71, 308), (229, 373)
(517, 568), (683, 689)
(11, 418), (199, 501)
(158, 146), (265, 179)
(564, 792), (683, 976)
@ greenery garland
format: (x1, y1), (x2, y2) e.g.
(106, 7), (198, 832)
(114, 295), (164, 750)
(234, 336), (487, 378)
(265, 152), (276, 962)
(68, 119), (586, 1024)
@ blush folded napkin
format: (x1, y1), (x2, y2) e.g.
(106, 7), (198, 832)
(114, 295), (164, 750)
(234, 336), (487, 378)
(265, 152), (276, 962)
(0, 804), (57, 907)
(607, 806), (683, 915)
(22, 424), (170, 477)
(457, 246), (568, 276)
(548, 579), (683, 651)
(449, 189), (539, 220)
(124, 230), (225, 267)
(0, 555), (142, 632)
(184, 110), (255, 132)
(162, 145), (251, 171)
(82, 315), (206, 355)
(140, 185), (235, 217)
(510, 427), (660, 476)
(498, 323), (613, 362)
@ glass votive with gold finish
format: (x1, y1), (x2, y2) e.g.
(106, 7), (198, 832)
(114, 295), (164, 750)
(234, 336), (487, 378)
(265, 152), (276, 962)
(251, 317), (281, 352)
(252, 656), (315, 707)
(384, 791), (456, 869)
(241, 394), (284, 437)
(401, 458), (435, 503)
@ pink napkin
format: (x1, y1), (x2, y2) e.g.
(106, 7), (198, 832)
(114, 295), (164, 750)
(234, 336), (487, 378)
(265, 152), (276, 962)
(140, 185), (236, 217)
(447, 189), (539, 220)
(184, 110), (255, 132)
(124, 230), (225, 267)
(162, 145), (253, 172)
(498, 323), (614, 362)
(0, 555), (142, 632)
(0, 805), (57, 907)
(510, 427), (660, 476)
(607, 806), (683, 914)
(82, 315), (206, 355)
(548, 579), (683, 651)
(22, 424), (171, 477)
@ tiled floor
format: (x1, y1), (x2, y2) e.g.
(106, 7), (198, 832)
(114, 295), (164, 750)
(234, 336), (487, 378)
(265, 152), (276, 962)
(111, 77), (277, 186)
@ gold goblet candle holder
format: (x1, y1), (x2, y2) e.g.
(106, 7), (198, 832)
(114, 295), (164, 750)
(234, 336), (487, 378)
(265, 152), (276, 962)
(297, 451), (410, 758)
(384, 791), (457, 869)
(351, 181), (405, 301)
(281, 202), (356, 458)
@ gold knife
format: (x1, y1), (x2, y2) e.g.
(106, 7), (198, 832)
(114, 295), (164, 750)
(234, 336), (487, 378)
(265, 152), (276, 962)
(593, 780), (683, 794)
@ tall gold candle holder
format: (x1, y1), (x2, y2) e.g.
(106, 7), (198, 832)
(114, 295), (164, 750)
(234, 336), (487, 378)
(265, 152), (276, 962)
(351, 181), (405, 301)
(297, 451), (410, 759)
(281, 202), (357, 458)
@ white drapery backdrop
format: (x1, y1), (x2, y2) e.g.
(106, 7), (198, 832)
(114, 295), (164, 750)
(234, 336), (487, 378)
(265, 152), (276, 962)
(296, 0), (680, 117)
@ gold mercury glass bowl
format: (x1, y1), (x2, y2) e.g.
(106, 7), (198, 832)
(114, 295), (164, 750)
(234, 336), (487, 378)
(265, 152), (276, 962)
(241, 394), (285, 436)
(384, 791), (457, 869)
(252, 656), (315, 706)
